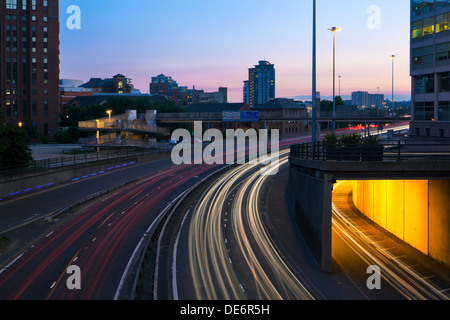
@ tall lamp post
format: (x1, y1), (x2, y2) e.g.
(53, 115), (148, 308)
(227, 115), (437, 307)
(312, 0), (317, 145)
(391, 55), (396, 112)
(329, 27), (340, 135)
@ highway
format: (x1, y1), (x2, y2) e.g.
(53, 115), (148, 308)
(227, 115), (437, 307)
(0, 161), (222, 299)
(185, 150), (313, 300)
(0, 121), (424, 300)
(151, 121), (449, 301)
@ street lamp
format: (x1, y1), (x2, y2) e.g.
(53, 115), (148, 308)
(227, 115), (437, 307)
(391, 55), (396, 111)
(107, 110), (112, 120)
(328, 26), (341, 135)
(312, 0), (317, 145)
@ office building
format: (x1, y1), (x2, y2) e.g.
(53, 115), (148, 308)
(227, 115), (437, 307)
(0, 0), (60, 138)
(411, 0), (450, 137)
(192, 87), (228, 104)
(150, 74), (193, 104)
(351, 91), (385, 109)
(245, 60), (275, 108)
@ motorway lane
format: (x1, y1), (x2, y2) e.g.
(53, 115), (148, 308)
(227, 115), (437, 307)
(0, 156), (177, 235)
(166, 150), (315, 300)
(0, 162), (222, 300)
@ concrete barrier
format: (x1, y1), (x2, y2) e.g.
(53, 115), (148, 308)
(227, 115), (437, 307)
(0, 151), (171, 200)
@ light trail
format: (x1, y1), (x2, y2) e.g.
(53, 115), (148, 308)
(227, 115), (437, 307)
(332, 181), (450, 300)
(187, 149), (314, 300)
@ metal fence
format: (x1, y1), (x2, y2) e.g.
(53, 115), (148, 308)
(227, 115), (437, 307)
(0, 147), (171, 177)
(290, 140), (450, 162)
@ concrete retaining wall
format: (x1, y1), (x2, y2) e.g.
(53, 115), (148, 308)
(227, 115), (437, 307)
(353, 179), (450, 268)
(287, 164), (333, 272)
(0, 151), (171, 200)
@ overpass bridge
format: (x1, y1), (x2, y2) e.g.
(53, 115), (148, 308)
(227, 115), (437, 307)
(156, 112), (410, 123)
(288, 138), (450, 273)
(78, 110), (170, 148)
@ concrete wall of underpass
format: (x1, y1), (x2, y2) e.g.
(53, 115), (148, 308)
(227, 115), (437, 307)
(287, 165), (333, 272)
(352, 180), (450, 268)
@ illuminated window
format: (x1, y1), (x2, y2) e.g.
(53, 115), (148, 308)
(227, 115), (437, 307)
(423, 17), (435, 36)
(413, 20), (423, 39)
(436, 13), (448, 34)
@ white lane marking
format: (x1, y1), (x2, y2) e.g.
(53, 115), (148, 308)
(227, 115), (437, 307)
(172, 210), (190, 301)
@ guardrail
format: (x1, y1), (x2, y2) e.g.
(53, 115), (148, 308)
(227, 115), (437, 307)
(79, 120), (170, 135)
(290, 140), (450, 162)
(115, 163), (236, 300)
(79, 137), (172, 149)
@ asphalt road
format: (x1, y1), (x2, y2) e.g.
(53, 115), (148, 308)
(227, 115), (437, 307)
(0, 159), (223, 299)
(152, 141), (450, 301)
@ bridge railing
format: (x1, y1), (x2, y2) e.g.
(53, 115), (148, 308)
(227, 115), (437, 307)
(290, 140), (450, 162)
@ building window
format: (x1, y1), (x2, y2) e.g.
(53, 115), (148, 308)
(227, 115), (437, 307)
(6, 0), (18, 10)
(414, 74), (435, 94)
(436, 13), (449, 34)
(439, 101), (450, 121)
(439, 72), (450, 92)
(423, 17), (435, 36)
(415, 102), (435, 121)
(412, 45), (434, 67)
(412, 20), (423, 38)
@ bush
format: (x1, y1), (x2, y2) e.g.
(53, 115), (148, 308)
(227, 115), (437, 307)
(324, 133), (339, 145)
(0, 123), (32, 168)
(362, 134), (381, 145)
(0, 236), (11, 251)
(339, 133), (362, 146)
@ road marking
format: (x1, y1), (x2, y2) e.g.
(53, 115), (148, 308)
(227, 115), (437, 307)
(172, 210), (190, 301)
(45, 231), (54, 238)
(50, 282), (56, 289)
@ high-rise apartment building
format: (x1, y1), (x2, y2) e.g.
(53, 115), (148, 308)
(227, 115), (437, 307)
(411, 0), (450, 138)
(351, 91), (385, 109)
(150, 73), (194, 104)
(244, 60), (275, 108)
(0, 0), (60, 138)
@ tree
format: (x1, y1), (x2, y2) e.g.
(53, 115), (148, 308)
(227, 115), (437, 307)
(0, 123), (32, 168)
(0, 106), (4, 123)
(335, 96), (345, 106)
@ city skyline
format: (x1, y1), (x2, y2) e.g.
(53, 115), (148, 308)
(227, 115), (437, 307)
(59, 0), (411, 102)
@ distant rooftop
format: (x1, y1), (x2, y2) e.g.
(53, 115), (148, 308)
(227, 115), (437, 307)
(254, 98), (306, 110)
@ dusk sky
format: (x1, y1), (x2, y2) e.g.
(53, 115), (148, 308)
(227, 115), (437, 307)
(59, 0), (411, 102)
